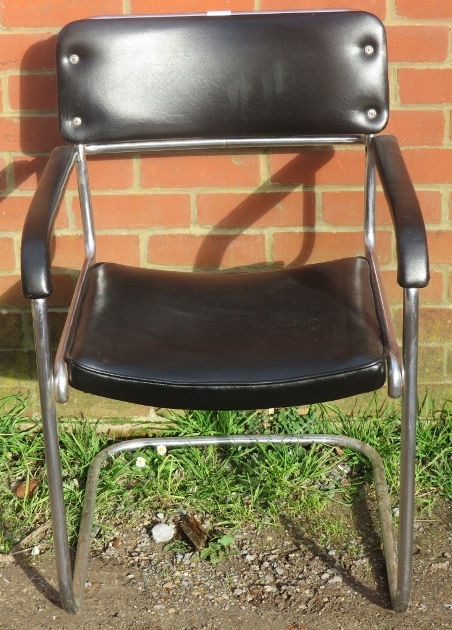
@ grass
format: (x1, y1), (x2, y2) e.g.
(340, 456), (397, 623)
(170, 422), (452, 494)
(0, 393), (452, 555)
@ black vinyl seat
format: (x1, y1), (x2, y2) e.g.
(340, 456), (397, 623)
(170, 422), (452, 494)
(67, 257), (386, 409)
(21, 9), (429, 616)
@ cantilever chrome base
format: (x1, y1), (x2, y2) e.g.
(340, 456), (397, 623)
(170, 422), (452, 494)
(62, 433), (406, 614)
(31, 290), (420, 616)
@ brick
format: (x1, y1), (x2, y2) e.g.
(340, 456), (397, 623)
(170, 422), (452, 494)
(47, 311), (69, 349)
(13, 156), (49, 191)
(382, 270), (443, 303)
(147, 233), (266, 268)
(97, 235), (140, 266)
(0, 160), (6, 191)
(402, 149), (452, 185)
(9, 74), (57, 112)
(0, 277), (30, 308)
(417, 308), (452, 343)
(141, 154), (260, 189)
(2, 0), (123, 28)
(384, 110), (444, 147)
(0, 34), (56, 71)
(68, 156), (134, 191)
(0, 274), (75, 308)
(0, 239), (16, 271)
(197, 191), (315, 228)
(0, 195), (67, 231)
(0, 350), (37, 386)
(52, 234), (140, 267)
(396, 0), (452, 19)
(446, 349), (452, 378)
(322, 191), (393, 227)
(273, 231), (391, 267)
(428, 231), (452, 265)
(386, 26), (449, 63)
(415, 191), (442, 225)
(261, 0), (385, 20)
(131, 0), (253, 11)
(270, 149), (365, 187)
(0, 116), (61, 153)
(51, 235), (84, 269)
(0, 313), (25, 349)
(418, 345), (445, 381)
(399, 69), (452, 106)
(74, 194), (191, 229)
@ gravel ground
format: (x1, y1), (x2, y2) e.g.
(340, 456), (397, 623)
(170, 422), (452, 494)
(1, 498), (452, 629)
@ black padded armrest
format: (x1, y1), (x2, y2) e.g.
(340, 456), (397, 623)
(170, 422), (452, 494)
(372, 135), (429, 288)
(21, 145), (77, 299)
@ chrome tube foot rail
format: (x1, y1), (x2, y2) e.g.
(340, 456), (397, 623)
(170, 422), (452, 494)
(50, 433), (405, 614)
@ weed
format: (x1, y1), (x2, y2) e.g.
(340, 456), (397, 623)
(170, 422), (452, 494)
(200, 534), (236, 564)
(1, 395), (452, 555)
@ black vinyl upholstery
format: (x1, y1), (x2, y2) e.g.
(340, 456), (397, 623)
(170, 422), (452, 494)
(66, 258), (386, 409)
(57, 11), (389, 143)
(372, 135), (429, 288)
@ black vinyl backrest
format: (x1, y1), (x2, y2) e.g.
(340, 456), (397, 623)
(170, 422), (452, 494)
(57, 11), (389, 144)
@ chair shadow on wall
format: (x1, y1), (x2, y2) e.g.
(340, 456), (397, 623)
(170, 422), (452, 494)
(194, 150), (333, 272)
(0, 37), (62, 384)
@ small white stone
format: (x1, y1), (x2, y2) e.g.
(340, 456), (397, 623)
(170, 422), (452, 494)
(328, 575), (343, 584)
(151, 523), (175, 544)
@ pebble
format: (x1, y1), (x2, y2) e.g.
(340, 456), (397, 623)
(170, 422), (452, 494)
(151, 523), (175, 544)
(328, 575), (343, 584)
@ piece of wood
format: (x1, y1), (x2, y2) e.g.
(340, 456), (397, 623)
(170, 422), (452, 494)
(11, 521), (51, 553)
(178, 515), (209, 551)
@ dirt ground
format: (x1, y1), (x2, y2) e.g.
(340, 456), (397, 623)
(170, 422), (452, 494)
(1, 499), (451, 630)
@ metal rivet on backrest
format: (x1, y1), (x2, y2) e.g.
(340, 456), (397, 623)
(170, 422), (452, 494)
(367, 109), (377, 119)
(364, 45), (374, 55)
(69, 54), (80, 64)
(72, 117), (82, 127)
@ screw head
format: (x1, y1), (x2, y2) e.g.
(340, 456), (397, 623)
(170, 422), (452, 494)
(367, 109), (377, 120)
(72, 117), (82, 127)
(69, 54), (80, 64)
(364, 45), (374, 55)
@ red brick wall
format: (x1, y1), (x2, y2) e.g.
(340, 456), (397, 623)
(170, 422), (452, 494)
(1, 0), (451, 407)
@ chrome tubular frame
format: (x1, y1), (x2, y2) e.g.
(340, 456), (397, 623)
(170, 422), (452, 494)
(31, 132), (420, 614)
(32, 298), (78, 612)
(396, 287), (419, 612)
(364, 135), (403, 398)
(54, 144), (96, 403)
(84, 134), (364, 156)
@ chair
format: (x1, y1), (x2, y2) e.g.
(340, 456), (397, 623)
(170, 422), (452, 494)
(21, 10), (429, 614)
